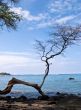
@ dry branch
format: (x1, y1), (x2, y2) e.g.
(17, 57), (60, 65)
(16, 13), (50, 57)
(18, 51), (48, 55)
(36, 25), (81, 88)
(0, 77), (45, 96)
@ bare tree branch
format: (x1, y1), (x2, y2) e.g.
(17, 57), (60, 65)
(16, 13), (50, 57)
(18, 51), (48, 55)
(35, 25), (81, 88)
(0, 77), (45, 96)
(0, 25), (81, 97)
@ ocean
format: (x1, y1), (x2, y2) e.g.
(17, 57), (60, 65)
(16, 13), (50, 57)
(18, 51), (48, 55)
(0, 74), (81, 98)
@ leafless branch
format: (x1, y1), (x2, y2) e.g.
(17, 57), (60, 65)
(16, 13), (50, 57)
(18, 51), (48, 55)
(0, 77), (45, 96)
(35, 25), (81, 88)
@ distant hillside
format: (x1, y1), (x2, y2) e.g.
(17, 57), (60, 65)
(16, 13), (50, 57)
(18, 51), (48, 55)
(0, 72), (11, 75)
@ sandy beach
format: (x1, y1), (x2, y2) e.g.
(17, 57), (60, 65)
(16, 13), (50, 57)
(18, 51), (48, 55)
(0, 93), (81, 110)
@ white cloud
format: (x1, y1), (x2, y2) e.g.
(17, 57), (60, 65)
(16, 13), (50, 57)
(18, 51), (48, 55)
(48, 0), (75, 13)
(36, 21), (53, 28)
(28, 21), (54, 30)
(10, 0), (81, 29)
(29, 15), (75, 29)
(11, 7), (46, 21)
(0, 51), (81, 75)
(0, 52), (44, 75)
(55, 16), (75, 24)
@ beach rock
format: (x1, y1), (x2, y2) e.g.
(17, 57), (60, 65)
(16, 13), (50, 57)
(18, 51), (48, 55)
(17, 96), (28, 102)
(49, 93), (68, 101)
(56, 92), (61, 95)
(0, 96), (6, 100)
(38, 95), (49, 100)
(49, 96), (61, 101)
(6, 96), (11, 100)
(48, 101), (57, 105)
(69, 77), (75, 80)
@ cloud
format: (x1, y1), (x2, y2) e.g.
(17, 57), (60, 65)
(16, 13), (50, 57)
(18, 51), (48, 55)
(0, 51), (81, 74)
(36, 15), (75, 28)
(48, 0), (77, 13)
(37, 0), (81, 28)
(36, 21), (54, 29)
(11, 7), (46, 21)
(0, 51), (45, 75)
(28, 15), (75, 29)
(50, 56), (81, 74)
(10, 0), (81, 29)
(55, 16), (75, 24)
(48, 0), (65, 12)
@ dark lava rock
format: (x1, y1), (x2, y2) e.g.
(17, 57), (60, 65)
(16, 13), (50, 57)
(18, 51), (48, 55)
(38, 95), (49, 100)
(6, 96), (11, 100)
(56, 92), (61, 95)
(16, 96), (28, 102)
(0, 96), (6, 100)
(69, 77), (75, 80)
(6, 96), (16, 103)
(48, 101), (56, 105)
(49, 96), (61, 101)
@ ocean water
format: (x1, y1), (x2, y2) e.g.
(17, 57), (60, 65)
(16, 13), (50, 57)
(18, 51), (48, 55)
(0, 74), (81, 97)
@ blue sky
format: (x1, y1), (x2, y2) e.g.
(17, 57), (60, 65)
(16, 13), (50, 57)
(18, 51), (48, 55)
(0, 0), (81, 75)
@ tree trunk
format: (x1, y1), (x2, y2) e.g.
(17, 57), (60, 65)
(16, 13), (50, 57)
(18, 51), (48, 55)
(0, 77), (45, 96)
(40, 60), (49, 88)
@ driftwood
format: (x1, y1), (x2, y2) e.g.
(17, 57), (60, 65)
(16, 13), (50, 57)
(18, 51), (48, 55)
(0, 77), (45, 96)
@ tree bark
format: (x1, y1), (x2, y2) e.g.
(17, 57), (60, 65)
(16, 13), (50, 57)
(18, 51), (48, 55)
(0, 77), (45, 96)
(40, 59), (49, 88)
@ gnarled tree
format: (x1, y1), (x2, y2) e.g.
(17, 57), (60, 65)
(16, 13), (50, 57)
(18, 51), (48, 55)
(0, 23), (81, 96)
(35, 25), (81, 89)
(0, 25), (81, 97)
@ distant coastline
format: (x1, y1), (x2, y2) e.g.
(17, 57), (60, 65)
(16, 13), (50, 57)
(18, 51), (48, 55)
(0, 72), (11, 75)
(11, 73), (81, 76)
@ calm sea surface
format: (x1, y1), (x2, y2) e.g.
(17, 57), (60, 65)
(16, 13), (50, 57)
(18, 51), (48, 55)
(0, 74), (81, 97)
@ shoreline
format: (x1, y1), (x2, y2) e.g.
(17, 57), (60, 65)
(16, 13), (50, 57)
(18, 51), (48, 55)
(0, 93), (81, 110)
(6, 91), (81, 98)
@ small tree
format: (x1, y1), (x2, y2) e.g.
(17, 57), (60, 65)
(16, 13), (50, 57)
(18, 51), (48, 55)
(0, 25), (81, 97)
(35, 25), (81, 88)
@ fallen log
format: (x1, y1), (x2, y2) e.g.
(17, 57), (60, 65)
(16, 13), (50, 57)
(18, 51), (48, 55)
(0, 77), (45, 96)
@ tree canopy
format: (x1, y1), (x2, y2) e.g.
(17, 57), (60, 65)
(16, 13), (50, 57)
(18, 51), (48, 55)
(0, 0), (20, 29)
